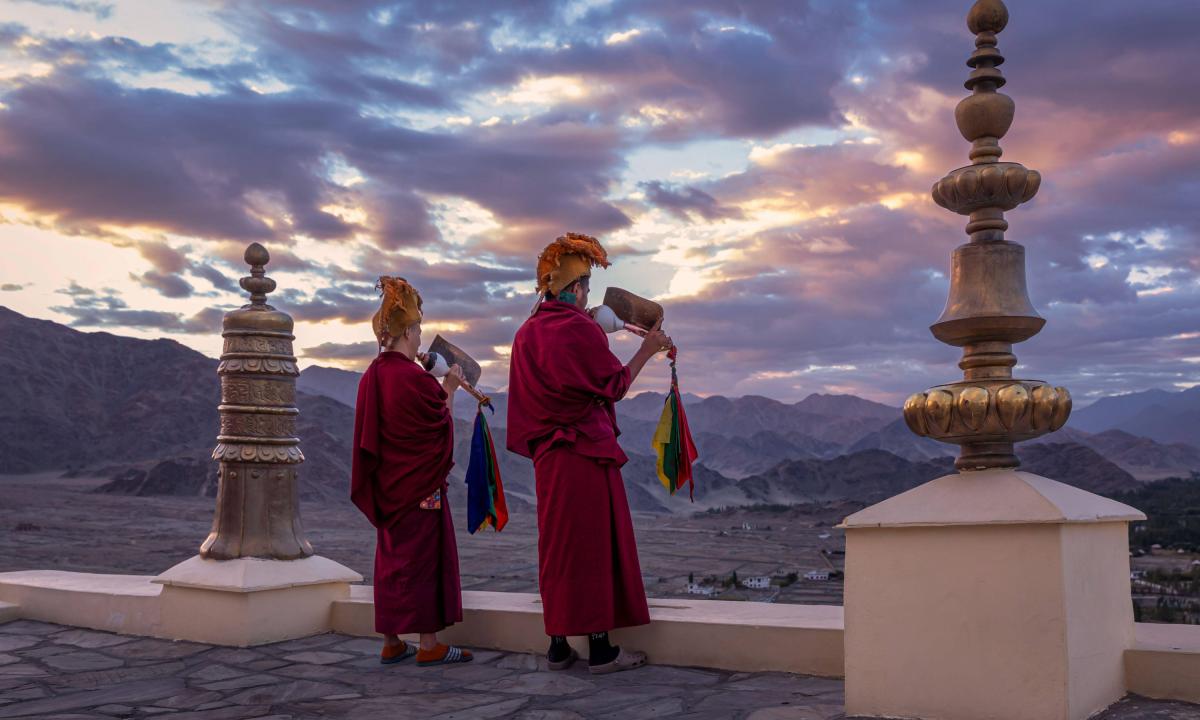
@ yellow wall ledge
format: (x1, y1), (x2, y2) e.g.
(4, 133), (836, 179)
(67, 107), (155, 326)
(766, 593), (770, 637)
(1127, 622), (1200, 704)
(333, 586), (845, 676)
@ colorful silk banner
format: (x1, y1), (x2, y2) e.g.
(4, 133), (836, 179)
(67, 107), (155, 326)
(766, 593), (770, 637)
(652, 346), (699, 500)
(464, 404), (509, 533)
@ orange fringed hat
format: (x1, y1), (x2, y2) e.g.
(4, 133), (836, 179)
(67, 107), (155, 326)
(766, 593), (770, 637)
(536, 232), (611, 295)
(372, 276), (423, 344)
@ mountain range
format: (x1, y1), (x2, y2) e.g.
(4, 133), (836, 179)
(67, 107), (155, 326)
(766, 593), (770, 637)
(0, 307), (354, 500)
(1070, 386), (1200, 447)
(3, 306), (1198, 515)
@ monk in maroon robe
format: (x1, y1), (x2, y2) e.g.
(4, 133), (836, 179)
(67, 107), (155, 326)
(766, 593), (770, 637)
(351, 276), (473, 667)
(507, 233), (672, 674)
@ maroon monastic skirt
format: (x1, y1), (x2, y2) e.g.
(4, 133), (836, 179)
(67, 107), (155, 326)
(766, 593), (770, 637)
(373, 497), (463, 635)
(534, 446), (651, 636)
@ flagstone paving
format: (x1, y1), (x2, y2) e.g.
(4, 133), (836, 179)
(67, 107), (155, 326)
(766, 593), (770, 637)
(0, 620), (1196, 719)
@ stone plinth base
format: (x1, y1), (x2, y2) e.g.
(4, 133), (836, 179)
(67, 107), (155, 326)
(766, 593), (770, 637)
(153, 555), (362, 647)
(842, 469), (1145, 720)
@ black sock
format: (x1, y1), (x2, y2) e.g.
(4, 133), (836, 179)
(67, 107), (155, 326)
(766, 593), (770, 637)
(587, 632), (619, 665)
(547, 635), (571, 663)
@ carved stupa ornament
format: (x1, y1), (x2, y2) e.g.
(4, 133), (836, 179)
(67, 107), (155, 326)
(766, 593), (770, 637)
(201, 242), (313, 560)
(903, 0), (1071, 470)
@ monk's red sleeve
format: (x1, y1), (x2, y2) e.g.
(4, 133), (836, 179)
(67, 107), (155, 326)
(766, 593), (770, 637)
(563, 317), (632, 403)
(350, 362), (382, 526)
(409, 371), (454, 443)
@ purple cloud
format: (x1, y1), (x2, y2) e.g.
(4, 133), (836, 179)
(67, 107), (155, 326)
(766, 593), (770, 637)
(0, 0), (1196, 404)
(51, 284), (227, 333)
(301, 341), (377, 362)
(639, 181), (743, 222)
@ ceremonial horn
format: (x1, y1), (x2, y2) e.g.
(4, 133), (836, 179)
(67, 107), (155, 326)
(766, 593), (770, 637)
(596, 287), (664, 336)
(593, 305), (647, 336)
(422, 334), (490, 407)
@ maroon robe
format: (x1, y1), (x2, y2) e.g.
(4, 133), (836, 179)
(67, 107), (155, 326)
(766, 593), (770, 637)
(507, 300), (651, 636)
(351, 351), (463, 635)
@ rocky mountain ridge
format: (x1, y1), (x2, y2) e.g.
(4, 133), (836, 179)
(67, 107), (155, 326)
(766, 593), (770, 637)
(300, 365), (1200, 482)
(1, 307), (1195, 515)
(1070, 386), (1200, 447)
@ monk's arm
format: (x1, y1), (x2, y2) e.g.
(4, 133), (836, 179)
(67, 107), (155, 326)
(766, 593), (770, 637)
(623, 321), (671, 386)
(444, 383), (456, 416)
(624, 344), (659, 385)
(567, 316), (667, 401)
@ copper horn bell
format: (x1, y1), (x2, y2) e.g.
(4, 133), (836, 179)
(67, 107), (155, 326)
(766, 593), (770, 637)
(423, 334), (491, 407)
(599, 287), (664, 336)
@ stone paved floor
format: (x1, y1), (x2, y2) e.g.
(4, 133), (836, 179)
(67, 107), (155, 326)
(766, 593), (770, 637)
(0, 621), (1196, 719)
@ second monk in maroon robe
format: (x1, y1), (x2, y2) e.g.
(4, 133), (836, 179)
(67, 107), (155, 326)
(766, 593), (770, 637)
(507, 233), (662, 641)
(352, 351), (462, 637)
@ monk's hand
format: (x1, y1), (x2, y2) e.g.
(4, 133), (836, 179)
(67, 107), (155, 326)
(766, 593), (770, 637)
(639, 318), (672, 356)
(443, 364), (465, 391)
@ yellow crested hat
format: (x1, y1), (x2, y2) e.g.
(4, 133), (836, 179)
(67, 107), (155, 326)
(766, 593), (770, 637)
(372, 276), (423, 344)
(535, 232), (610, 295)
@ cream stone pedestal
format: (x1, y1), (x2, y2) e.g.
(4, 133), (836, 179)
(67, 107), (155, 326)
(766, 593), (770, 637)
(843, 469), (1144, 720)
(153, 555), (362, 647)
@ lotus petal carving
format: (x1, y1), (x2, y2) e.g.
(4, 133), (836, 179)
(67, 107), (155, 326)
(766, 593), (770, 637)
(995, 384), (1029, 430)
(924, 390), (954, 433)
(957, 386), (990, 431)
(1030, 385), (1058, 431)
(904, 393), (929, 436)
(931, 162), (1040, 215)
(1049, 386), (1072, 431)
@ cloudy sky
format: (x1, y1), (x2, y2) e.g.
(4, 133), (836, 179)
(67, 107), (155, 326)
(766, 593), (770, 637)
(0, 0), (1196, 405)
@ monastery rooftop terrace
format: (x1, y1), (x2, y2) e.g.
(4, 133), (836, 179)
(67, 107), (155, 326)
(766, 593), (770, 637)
(0, 619), (1197, 720)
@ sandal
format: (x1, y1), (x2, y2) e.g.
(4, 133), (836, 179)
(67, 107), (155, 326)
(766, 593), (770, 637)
(588, 647), (647, 675)
(548, 647), (579, 671)
(417, 644), (473, 666)
(380, 641), (415, 665)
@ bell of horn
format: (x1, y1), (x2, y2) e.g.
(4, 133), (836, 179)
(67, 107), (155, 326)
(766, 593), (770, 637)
(603, 287), (663, 330)
(593, 305), (624, 334)
(422, 351), (451, 377)
(427, 334), (482, 388)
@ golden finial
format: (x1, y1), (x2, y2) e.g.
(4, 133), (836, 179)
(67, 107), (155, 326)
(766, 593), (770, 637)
(205, 243), (311, 559)
(240, 242), (277, 307)
(903, 0), (1071, 471)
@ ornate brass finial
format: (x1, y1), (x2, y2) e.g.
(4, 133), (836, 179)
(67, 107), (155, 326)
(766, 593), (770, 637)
(903, 0), (1071, 471)
(203, 243), (312, 559)
(240, 242), (277, 307)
